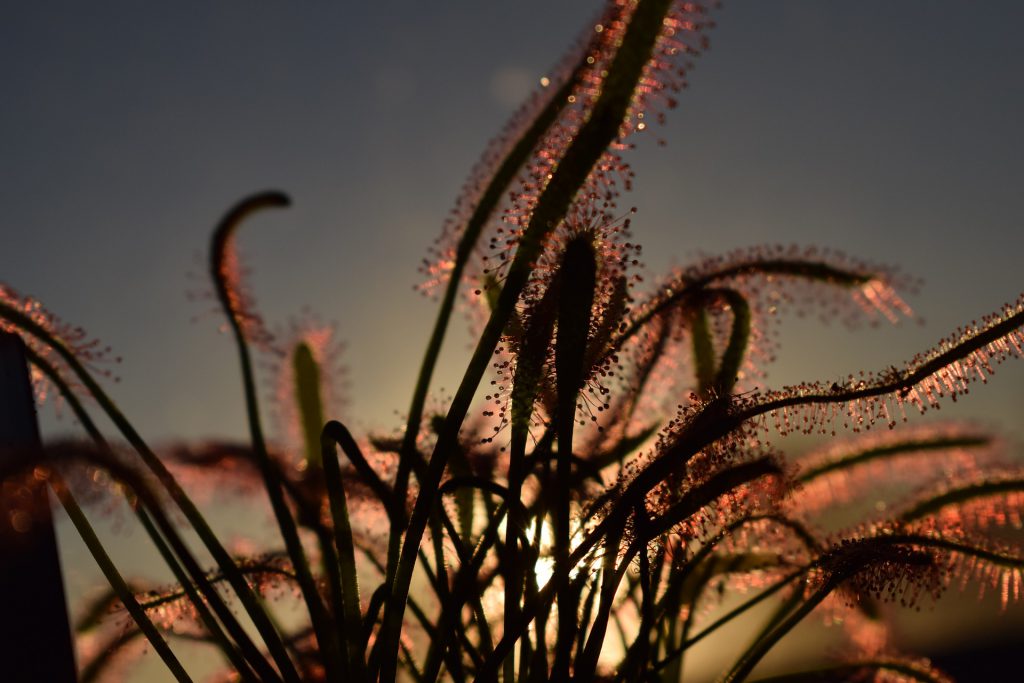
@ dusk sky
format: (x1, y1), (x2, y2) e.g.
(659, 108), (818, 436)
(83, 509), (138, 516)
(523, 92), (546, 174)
(4, 1), (1024, 679)
(5, 1), (1024, 442)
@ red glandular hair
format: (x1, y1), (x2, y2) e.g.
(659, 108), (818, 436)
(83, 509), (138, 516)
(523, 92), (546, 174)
(0, 283), (119, 405)
(731, 293), (1024, 439)
(419, 1), (716, 300)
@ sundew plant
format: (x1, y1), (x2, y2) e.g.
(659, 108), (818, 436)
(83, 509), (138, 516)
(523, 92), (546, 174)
(3, 1), (1024, 681)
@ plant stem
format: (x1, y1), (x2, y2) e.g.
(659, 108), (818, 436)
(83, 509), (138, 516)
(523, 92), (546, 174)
(27, 348), (273, 682)
(4, 303), (301, 681)
(377, 3), (676, 676)
(52, 476), (193, 683)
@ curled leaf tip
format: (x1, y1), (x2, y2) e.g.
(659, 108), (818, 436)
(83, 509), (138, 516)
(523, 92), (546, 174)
(210, 191), (292, 344)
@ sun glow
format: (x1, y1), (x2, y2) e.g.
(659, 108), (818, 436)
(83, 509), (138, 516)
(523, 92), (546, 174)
(526, 517), (557, 588)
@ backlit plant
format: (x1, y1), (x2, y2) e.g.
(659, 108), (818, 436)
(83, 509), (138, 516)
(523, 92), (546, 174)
(3, 1), (1024, 681)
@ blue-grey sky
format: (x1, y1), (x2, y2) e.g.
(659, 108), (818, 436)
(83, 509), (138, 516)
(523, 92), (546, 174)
(4, 1), (1024, 678)
(4, 1), (1024, 443)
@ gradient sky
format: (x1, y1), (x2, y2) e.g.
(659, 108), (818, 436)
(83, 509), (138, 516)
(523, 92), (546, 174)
(4, 1), (1024, 441)
(4, 1), (1024, 679)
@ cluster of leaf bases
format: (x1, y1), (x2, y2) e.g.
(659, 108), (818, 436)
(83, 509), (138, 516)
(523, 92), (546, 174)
(4, 1), (1024, 682)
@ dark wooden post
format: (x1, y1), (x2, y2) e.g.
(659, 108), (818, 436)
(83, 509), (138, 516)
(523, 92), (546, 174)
(0, 332), (78, 681)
